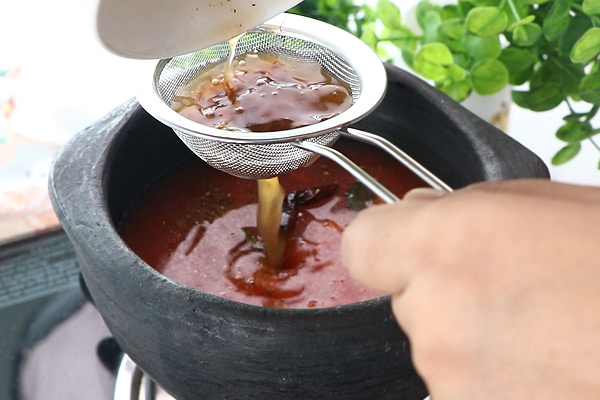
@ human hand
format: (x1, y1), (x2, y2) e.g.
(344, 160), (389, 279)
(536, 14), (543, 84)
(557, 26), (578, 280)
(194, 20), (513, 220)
(341, 179), (600, 400)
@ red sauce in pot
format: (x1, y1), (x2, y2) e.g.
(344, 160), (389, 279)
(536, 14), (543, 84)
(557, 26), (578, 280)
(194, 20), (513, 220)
(119, 140), (425, 308)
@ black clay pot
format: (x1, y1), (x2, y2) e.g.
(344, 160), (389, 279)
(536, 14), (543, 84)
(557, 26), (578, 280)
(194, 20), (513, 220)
(49, 64), (549, 400)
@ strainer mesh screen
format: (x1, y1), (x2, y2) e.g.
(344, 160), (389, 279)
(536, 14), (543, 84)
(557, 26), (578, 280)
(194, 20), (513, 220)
(174, 130), (341, 178)
(154, 31), (362, 179)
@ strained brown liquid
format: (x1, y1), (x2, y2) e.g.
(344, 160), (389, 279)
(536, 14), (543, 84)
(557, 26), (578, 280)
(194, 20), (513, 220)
(256, 177), (285, 268)
(223, 35), (242, 90)
(171, 54), (353, 132)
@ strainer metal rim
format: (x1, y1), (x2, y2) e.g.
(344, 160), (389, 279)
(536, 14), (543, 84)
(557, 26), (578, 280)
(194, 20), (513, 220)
(136, 13), (387, 144)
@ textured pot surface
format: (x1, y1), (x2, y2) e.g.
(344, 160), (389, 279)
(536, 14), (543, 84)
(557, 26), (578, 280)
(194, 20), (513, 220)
(49, 64), (548, 400)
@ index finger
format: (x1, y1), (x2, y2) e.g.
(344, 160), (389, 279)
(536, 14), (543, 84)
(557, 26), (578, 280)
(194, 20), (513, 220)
(341, 196), (435, 294)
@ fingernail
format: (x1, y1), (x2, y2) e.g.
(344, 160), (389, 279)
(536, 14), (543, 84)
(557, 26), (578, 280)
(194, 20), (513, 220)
(403, 187), (447, 201)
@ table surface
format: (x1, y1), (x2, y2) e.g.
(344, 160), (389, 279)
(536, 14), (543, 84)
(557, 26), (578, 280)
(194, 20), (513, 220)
(1, 0), (598, 245)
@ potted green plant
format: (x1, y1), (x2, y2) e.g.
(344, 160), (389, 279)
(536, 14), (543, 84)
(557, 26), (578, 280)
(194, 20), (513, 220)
(292, 0), (600, 167)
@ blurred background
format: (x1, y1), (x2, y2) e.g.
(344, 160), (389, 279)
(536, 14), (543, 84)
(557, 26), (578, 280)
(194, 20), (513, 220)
(1, 0), (598, 245)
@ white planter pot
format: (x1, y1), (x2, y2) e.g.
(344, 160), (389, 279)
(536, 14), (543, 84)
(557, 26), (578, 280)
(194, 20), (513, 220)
(461, 86), (512, 132)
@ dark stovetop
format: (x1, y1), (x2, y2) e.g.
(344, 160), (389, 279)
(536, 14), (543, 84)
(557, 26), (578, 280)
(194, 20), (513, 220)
(0, 229), (118, 400)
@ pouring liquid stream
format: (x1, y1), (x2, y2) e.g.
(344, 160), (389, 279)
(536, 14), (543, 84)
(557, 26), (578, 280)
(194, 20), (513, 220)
(257, 177), (286, 268)
(225, 35), (287, 269)
(224, 34), (241, 90)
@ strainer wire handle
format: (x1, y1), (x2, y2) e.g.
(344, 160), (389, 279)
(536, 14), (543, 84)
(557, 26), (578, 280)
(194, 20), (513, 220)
(343, 128), (453, 193)
(292, 141), (399, 204)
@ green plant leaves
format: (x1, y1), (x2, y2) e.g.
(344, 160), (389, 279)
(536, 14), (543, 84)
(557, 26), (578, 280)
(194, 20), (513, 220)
(552, 143), (581, 165)
(508, 15), (536, 30)
(385, 26), (420, 51)
(465, 7), (508, 36)
(438, 79), (471, 101)
(449, 64), (467, 81)
(292, 0), (600, 169)
(559, 14), (593, 58)
(470, 59), (509, 94)
(464, 34), (501, 59)
(414, 42), (454, 80)
(543, 0), (571, 41)
(423, 10), (443, 43)
(360, 25), (379, 50)
(377, 0), (403, 30)
(583, 0), (600, 15)
(289, 0), (363, 32)
(511, 22), (542, 46)
(533, 57), (585, 97)
(571, 27), (600, 64)
(580, 73), (600, 104)
(416, 0), (440, 30)
(499, 46), (538, 85)
(439, 18), (466, 52)
(512, 84), (564, 111)
(556, 121), (595, 142)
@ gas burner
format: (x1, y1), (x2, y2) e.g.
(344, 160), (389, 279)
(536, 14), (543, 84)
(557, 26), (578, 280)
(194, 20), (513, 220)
(114, 355), (174, 400)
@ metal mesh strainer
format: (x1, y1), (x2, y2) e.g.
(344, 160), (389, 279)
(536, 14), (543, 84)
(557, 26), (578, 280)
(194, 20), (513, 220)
(137, 14), (451, 202)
